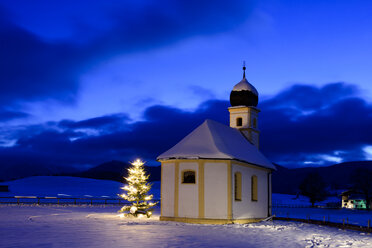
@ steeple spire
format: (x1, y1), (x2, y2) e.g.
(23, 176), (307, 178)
(242, 61), (246, 79)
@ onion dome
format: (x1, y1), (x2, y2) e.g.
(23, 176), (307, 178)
(230, 63), (258, 107)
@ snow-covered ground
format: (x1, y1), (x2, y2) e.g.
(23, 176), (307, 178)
(272, 193), (372, 227)
(2, 176), (372, 227)
(1, 176), (372, 247)
(1, 205), (371, 248)
(273, 207), (372, 227)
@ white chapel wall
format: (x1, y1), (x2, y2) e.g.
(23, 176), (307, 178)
(232, 164), (268, 219)
(161, 162), (175, 217)
(204, 162), (228, 219)
(178, 162), (199, 218)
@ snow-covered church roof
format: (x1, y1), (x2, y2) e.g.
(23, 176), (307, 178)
(157, 119), (276, 170)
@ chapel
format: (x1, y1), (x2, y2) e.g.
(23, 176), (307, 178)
(157, 64), (276, 224)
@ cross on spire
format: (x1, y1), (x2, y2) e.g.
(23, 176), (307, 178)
(242, 61), (246, 79)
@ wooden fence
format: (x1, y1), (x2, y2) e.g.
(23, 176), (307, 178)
(274, 216), (372, 233)
(0, 196), (160, 206)
(272, 203), (340, 209)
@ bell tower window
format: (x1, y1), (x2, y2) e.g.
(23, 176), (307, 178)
(236, 117), (243, 127)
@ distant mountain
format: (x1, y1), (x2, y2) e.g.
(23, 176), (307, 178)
(0, 163), (80, 182)
(272, 161), (372, 194)
(70, 160), (161, 183)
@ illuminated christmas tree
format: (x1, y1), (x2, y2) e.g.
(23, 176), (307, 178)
(118, 159), (157, 217)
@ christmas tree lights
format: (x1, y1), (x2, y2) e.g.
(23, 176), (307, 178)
(118, 159), (157, 217)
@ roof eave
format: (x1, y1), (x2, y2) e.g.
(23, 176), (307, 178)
(157, 156), (276, 171)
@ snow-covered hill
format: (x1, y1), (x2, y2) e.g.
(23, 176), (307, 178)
(0, 176), (160, 199)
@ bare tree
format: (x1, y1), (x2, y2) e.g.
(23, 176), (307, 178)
(299, 172), (327, 207)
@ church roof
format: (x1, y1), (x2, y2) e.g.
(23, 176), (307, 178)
(157, 119), (276, 170)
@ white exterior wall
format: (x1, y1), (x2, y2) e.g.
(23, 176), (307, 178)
(232, 164), (268, 219)
(268, 173), (272, 216)
(161, 162), (175, 217)
(204, 162), (228, 219)
(178, 162), (199, 218)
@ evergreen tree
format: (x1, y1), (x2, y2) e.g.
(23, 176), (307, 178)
(118, 159), (157, 217)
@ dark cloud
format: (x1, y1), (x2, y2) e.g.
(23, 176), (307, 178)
(59, 114), (130, 131)
(0, 7), (81, 104)
(0, 109), (30, 121)
(0, 1), (254, 105)
(0, 82), (370, 172)
(260, 83), (359, 111)
(0, 100), (229, 170)
(259, 83), (372, 167)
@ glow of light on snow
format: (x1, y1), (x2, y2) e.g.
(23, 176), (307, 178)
(363, 145), (372, 160)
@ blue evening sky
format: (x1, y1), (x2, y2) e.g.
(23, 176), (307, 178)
(0, 0), (371, 169)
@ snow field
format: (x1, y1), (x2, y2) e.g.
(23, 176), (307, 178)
(2, 176), (372, 227)
(0, 205), (372, 248)
(273, 207), (372, 227)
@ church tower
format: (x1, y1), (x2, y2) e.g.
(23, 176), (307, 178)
(228, 63), (260, 148)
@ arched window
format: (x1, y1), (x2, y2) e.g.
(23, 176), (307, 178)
(234, 172), (242, 201)
(182, 170), (196, 184)
(251, 175), (258, 201)
(236, 117), (243, 127)
(253, 118), (257, 128)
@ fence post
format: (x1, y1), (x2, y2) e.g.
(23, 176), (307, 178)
(57, 199), (60, 205)
(37, 198), (40, 205)
(323, 216), (325, 223)
(17, 198), (20, 205)
(74, 198), (76, 205)
(105, 199), (107, 205)
(368, 219), (370, 229)
(90, 199), (93, 205)
(343, 219), (345, 226)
